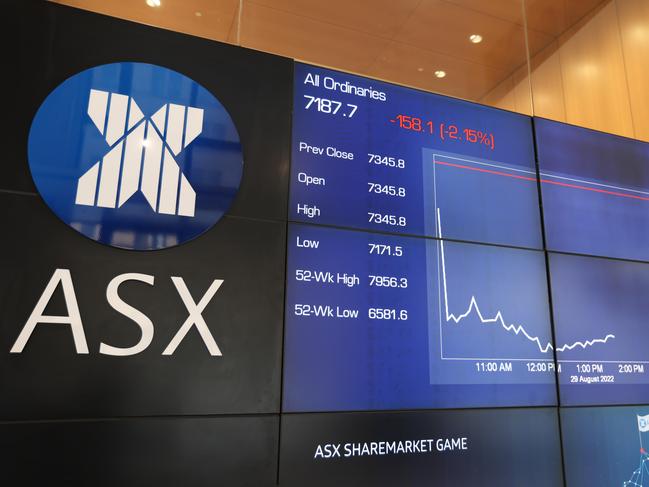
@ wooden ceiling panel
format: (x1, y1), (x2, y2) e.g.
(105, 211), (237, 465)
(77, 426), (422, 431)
(395, 0), (551, 73)
(50, 0), (616, 113)
(367, 41), (511, 102)
(525, 0), (610, 37)
(53, 0), (239, 41)
(443, 0), (608, 38)
(441, 0), (524, 25)
(239, 2), (391, 74)
(246, 0), (421, 39)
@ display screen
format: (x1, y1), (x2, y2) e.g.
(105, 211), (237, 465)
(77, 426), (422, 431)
(283, 63), (649, 484)
(14, 5), (649, 484)
(290, 63), (542, 249)
(280, 408), (564, 487)
(550, 252), (649, 406)
(562, 406), (649, 486)
(20, 5), (649, 485)
(536, 118), (649, 262)
(283, 223), (556, 411)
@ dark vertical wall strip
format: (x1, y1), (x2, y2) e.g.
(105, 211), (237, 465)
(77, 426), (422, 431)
(2, 2), (291, 485)
(1, 416), (280, 487)
(531, 116), (569, 484)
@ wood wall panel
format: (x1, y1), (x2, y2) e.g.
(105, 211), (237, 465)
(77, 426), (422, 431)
(558, 2), (634, 138)
(480, 76), (517, 114)
(480, 65), (530, 116)
(529, 41), (566, 123)
(617, 0), (649, 141)
(485, 0), (649, 143)
(512, 65), (532, 115)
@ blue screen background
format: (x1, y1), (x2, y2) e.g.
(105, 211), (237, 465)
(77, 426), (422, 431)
(283, 224), (556, 412)
(536, 118), (649, 262)
(290, 63), (541, 249)
(550, 252), (649, 406)
(286, 62), (649, 433)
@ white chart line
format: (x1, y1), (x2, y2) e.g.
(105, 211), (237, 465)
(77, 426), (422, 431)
(541, 172), (649, 197)
(433, 153), (537, 176)
(556, 336), (616, 352)
(433, 153), (443, 360)
(433, 152), (649, 197)
(435, 207), (615, 357)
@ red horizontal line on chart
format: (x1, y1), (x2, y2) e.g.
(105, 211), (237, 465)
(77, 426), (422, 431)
(434, 160), (649, 202)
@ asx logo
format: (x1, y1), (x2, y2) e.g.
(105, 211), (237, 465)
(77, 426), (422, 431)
(76, 89), (202, 217)
(10, 269), (223, 356)
(28, 62), (244, 250)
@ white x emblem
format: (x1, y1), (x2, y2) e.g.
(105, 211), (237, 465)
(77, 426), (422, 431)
(75, 89), (203, 217)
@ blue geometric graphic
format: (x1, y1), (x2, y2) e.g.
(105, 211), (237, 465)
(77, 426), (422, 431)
(28, 62), (243, 250)
(562, 407), (649, 487)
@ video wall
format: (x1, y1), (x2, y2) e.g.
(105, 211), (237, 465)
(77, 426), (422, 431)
(284, 63), (649, 485)
(5, 3), (649, 485)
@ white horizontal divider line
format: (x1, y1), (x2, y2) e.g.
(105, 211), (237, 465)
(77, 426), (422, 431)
(434, 152), (649, 197)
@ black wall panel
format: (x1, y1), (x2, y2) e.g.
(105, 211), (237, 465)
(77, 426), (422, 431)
(0, 193), (285, 418)
(0, 415), (279, 486)
(3, 3), (291, 482)
(279, 409), (564, 486)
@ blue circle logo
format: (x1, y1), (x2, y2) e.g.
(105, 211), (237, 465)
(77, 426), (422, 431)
(28, 62), (243, 250)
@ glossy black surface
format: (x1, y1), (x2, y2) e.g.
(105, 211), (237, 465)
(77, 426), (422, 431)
(0, 415), (279, 486)
(0, 193), (285, 418)
(279, 409), (564, 486)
